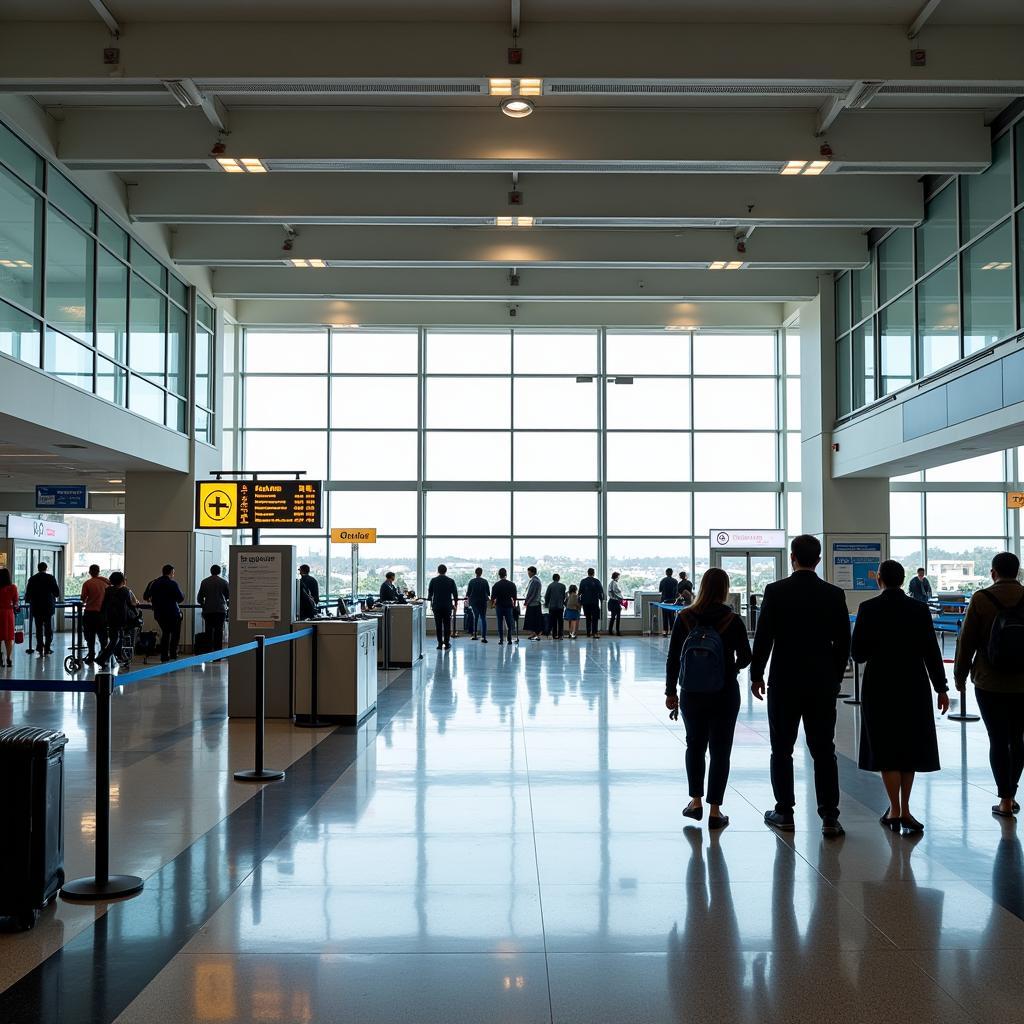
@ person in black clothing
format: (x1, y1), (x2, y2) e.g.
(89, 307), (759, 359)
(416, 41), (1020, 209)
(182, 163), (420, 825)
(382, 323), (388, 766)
(379, 571), (406, 604)
(679, 571), (694, 604)
(197, 564), (230, 652)
(427, 563), (458, 650)
(491, 568), (518, 645)
(751, 534), (851, 837)
(579, 568), (604, 638)
(96, 572), (137, 668)
(298, 564), (320, 619)
(908, 567), (932, 604)
(851, 559), (949, 834)
(658, 569), (679, 635)
(24, 561), (61, 657)
(666, 567), (751, 829)
(143, 563), (185, 663)
(465, 567), (490, 642)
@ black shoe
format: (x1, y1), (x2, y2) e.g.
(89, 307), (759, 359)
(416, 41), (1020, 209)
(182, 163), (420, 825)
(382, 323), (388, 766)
(880, 813), (901, 832)
(821, 817), (845, 838)
(437, 644), (443, 650)
(900, 815), (924, 834)
(764, 809), (794, 831)
(1014, 801), (1021, 813)
(682, 801), (703, 821)
(708, 814), (730, 830)
(481, 638), (488, 643)
(444, 644), (451, 650)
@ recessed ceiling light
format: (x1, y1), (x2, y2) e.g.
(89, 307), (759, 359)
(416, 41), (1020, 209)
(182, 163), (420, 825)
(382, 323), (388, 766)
(781, 159), (829, 176)
(495, 215), (533, 227)
(217, 156), (267, 174)
(332, 324), (361, 329)
(500, 98), (535, 119)
(107, 478), (123, 484)
(518, 78), (543, 97)
(982, 261), (1011, 270)
(665, 326), (691, 331)
(239, 157), (267, 173)
(708, 261), (744, 270)
(804, 159), (830, 175)
(489, 78), (514, 96)
(781, 160), (807, 175)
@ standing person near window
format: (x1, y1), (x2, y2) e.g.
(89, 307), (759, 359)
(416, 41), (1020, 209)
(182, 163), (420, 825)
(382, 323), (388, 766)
(579, 568), (604, 638)
(909, 567), (933, 604)
(427, 563), (458, 651)
(379, 571), (406, 604)
(24, 561), (60, 658)
(80, 563), (109, 665)
(491, 568), (518, 646)
(0, 567), (19, 668)
(466, 567), (490, 643)
(298, 564), (320, 620)
(954, 551), (1024, 819)
(666, 567), (751, 829)
(96, 572), (137, 669)
(197, 564), (230, 652)
(545, 573), (567, 641)
(608, 571), (624, 636)
(659, 569), (679, 635)
(564, 584), (581, 639)
(144, 563), (185, 663)
(523, 566), (544, 641)
(678, 571), (695, 606)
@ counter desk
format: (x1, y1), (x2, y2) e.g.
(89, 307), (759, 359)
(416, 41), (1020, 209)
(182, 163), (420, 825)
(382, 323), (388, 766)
(292, 617), (378, 724)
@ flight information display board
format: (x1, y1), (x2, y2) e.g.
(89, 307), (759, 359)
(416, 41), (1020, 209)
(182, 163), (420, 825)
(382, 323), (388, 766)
(196, 480), (323, 529)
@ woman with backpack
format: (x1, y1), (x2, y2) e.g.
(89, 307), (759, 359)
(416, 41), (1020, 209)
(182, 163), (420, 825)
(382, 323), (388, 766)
(665, 567), (751, 829)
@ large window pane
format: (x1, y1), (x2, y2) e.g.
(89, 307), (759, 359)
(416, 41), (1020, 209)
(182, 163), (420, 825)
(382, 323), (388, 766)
(96, 355), (125, 405)
(961, 133), (1012, 243)
(890, 493), (923, 535)
(925, 452), (1005, 482)
(331, 431), (417, 481)
(926, 492), (1004, 535)
(607, 331), (690, 375)
(879, 293), (913, 395)
(786, 492), (802, 535)
(45, 207), (93, 344)
(514, 432), (597, 481)
(514, 376), (597, 428)
(129, 273), (165, 383)
(694, 433), (776, 482)
(693, 378), (775, 429)
(332, 330), (418, 373)
(513, 330), (598, 373)
(837, 334), (852, 417)
(694, 492), (777, 535)
(852, 321), (875, 409)
(835, 273), (851, 336)
(692, 333), (775, 375)
(246, 329), (328, 372)
(167, 394), (186, 433)
(346, 538), (418, 597)
(878, 229), (913, 304)
(98, 211), (128, 260)
(97, 247), (127, 361)
(786, 433), (801, 482)
(245, 377), (327, 428)
(195, 324), (213, 410)
(333, 376), (418, 428)
(607, 540), (693, 597)
(851, 263), (873, 326)
(128, 373), (164, 425)
(426, 377), (508, 428)
(926, 540), (1006, 592)
(607, 492), (692, 535)
(0, 166), (42, 312)
(514, 492), (597, 535)
(962, 221), (1014, 354)
(244, 430), (328, 478)
(426, 491), (511, 534)
(0, 121), (43, 188)
(330, 490), (417, 536)
(607, 377), (690, 430)
(426, 431), (509, 481)
(785, 378), (800, 429)
(917, 261), (960, 376)
(607, 433), (691, 482)
(426, 330), (510, 374)
(130, 241), (166, 291)
(43, 330), (92, 390)
(167, 303), (188, 396)
(48, 170), (94, 231)
(512, 540), (598, 583)
(424, 539), (508, 591)
(916, 184), (957, 276)
(0, 298), (40, 367)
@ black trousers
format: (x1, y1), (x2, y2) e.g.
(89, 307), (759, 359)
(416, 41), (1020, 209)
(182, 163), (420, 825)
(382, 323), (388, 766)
(97, 626), (124, 666)
(680, 684), (741, 805)
(975, 688), (1024, 799)
(156, 612), (181, 661)
(549, 608), (564, 639)
(433, 607), (452, 646)
(582, 603), (600, 636)
(203, 612), (226, 651)
(662, 608), (676, 633)
(32, 612), (53, 653)
(82, 610), (106, 658)
(767, 684), (840, 819)
(608, 600), (622, 635)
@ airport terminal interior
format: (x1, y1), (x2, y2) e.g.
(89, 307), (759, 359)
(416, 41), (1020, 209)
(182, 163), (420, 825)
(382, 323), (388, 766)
(3, 1), (1024, 1021)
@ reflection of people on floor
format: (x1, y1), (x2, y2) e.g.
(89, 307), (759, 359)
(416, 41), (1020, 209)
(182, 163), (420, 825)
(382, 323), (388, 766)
(990, 824), (1024, 929)
(429, 654), (457, 733)
(525, 667), (541, 717)
(491, 671), (517, 724)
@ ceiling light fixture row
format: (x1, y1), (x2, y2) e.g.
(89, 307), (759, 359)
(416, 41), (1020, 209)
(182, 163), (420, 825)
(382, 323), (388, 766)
(217, 157), (267, 173)
(492, 77), (542, 118)
(0, 259), (32, 268)
(780, 159), (831, 176)
(290, 258), (326, 267)
(495, 216), (534, 227)
(708, 260), (745, 270)
(982, 261), (1011, 270)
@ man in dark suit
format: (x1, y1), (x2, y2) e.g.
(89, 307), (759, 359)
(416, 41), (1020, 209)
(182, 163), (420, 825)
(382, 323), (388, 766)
(751, 534), (851, 837)
(25, 561), (61, 657)
(427, 563), (458, 650)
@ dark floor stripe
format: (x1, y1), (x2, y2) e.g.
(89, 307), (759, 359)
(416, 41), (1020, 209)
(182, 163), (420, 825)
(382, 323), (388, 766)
(0, 673), (415, 1023)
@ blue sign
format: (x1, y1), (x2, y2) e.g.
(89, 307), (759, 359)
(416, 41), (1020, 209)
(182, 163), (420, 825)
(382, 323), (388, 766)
(35, 485), (88, 510)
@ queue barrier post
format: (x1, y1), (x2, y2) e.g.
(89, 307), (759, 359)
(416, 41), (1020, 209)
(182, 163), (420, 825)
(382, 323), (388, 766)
(234, 635), (286, 781)
(61, 672), (145, 902)
(948, 662), (980, 722)
(294, 624), (331, 729)
(843, 660), (862, 706)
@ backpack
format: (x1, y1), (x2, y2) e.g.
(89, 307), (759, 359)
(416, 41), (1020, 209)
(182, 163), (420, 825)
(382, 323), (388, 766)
(678, 611), (733, 694)
(980, 590), (1024, 671)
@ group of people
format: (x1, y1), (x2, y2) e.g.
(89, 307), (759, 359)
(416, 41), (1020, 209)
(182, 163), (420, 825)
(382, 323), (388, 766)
(667, 534), (1024, 835)
(658, 568), (695, 635)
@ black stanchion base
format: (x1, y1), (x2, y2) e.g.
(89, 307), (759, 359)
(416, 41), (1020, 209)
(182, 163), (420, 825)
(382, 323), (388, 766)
(61, 875), (144, 901)
(843, 698), (862, 706)
(948, 713), (981, 722)
(233, 768), (286, 782)
(836, 691), (851, 699)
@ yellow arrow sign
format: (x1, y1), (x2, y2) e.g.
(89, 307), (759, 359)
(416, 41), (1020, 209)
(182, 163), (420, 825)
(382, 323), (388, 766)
(331, 527), (377, 544)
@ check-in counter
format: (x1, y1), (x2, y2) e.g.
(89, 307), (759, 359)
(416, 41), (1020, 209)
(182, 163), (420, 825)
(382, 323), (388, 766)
(292, 618), (378, 724)
(383, 603), (425, 667)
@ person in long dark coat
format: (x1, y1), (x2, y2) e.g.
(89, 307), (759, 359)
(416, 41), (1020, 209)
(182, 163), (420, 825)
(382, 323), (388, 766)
(851, 559), (950, 834)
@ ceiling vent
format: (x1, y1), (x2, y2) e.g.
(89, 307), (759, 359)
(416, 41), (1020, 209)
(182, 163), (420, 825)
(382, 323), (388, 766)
(62, 159), (214, 172)
(545, 79), (849, 96)
(197, 79), (488, 96)
(265, 158), (785, 174)
(877, 83), (1024, 97)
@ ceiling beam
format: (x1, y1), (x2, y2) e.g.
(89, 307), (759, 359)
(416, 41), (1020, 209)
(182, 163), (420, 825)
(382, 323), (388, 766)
(86, 0), (120, 38)
(907, 0), (944, 40)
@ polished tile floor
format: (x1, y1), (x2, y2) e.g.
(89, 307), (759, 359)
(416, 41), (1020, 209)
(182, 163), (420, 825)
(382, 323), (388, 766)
(0, 634), (1021, 1023)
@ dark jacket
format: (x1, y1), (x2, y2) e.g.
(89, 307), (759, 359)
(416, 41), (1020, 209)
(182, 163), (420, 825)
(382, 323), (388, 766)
(491, 579), (517, 608)
(24, 571), (60, 614)
(679, 577), (694, 594)
(197, 575), (230, 615)
(101, 585), (135, 630)
(579, 576), (604, 605)
(144, 575), (185, 619)
(427, 574), (458, 610)
(544, 581), (567, 609)
(299, 574), (320, 618)
(666, 603), (752, 696)
(954, 579), (1024, 694)
(750, 570), (850, 690)
(379, 580), (406, 603)
(908, 575), (932, 603)
(466, 576), (490, 608)
(659, 575), (679, 602)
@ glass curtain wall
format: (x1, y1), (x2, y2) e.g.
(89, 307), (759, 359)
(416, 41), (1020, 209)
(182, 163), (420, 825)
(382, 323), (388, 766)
(235, 327), (796, 604)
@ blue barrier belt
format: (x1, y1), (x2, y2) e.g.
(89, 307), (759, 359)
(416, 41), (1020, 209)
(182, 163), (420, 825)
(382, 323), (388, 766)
(265, 627), (315, 647)
(113, 640), (260, 687)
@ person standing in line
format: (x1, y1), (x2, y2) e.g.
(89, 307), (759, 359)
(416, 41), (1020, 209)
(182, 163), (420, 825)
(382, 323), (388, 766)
(564, 584), (581, 639)
(95, 572), (137, 669)
(659, 569), (679, 635)
(909, 567), (933, 604)
(545, 573), (567, 641)
(80, 563), (109, 665)
(144, 563), (185, 663)
(24, 561), (60, 658)
(197, 564), (230, 652)
(954, 551), (1024, 818)
(0, 567), (19, 668)
(679, 571), (695, 605)
(379, 571), (406, 604)
(427, 563), (458, 650)
(491, 568), (518, 646)
(579, 567), (605, 638)
(298, 564), (321, 619)
(523, 566), (544, 641)
(666, 567), (751, 829)
(852, 560), (949, 834)
(750, 534), (851, 838)
(466, 567), (490, 643)
(608, 571), (624, 636)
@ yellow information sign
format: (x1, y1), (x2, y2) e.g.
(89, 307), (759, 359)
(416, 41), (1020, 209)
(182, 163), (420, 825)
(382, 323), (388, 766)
(197, 482), (239, 528)
(1008, 492), (1024, 509)
(331, 528), (377, 544)
(196, 480), (323, 529)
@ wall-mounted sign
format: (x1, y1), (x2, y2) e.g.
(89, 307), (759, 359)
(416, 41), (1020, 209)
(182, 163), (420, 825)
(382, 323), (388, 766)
(35, 485), (88, 510)
(831, 540), (883, 591)
(6, 515), (71, 545)
(709, 529), (786, 550)
(235, 551), (282, 622)
(330, 528), (377, 544)
(1007, 492), (1024, 509)
(196, 480), (322, 529)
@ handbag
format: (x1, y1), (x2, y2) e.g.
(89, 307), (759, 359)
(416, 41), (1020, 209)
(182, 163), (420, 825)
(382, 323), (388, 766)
(14, 629), (24, 645)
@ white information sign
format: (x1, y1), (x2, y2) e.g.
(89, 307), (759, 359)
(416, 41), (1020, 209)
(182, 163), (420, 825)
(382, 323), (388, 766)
(6, 514), (70, 545)
(831, 539), (883, 592)
(709, 529), (786, 550)
(236, 551), (282, 621)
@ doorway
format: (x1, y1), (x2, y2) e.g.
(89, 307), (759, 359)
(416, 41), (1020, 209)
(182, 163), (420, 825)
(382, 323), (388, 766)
(710, 548), (786, 628)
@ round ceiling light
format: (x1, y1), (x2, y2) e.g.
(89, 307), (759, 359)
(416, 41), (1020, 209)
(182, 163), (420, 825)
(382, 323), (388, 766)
(500, 98), (534, 119)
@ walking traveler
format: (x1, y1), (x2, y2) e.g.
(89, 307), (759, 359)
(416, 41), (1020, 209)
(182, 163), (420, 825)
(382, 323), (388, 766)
(564, 585), (581, 639)
(659, 569), (679, 635)
(0, 567), (19, 668)
(750, 534), (851, 837)
(545, 573), (567, 640)
(491, 568), (518, 645)
(197, 564), (230, 652)
(954, 551), (1024, 818)
(144, 564), (185, 662)
(608, 571), (624, 635)
(24, 561), (60, 658)
(80, 564), (109, 664)
(852, 560), (949, 834)
(579, 568), (604, 638)
(466, 567), (490, 642)
(523, 566), (543, 641)
(666, 567), (751, 829)
(298, 564), (321, 619)
(379, 571), (406, 604)
(909, 567), (933, 604)
(95, 572), (138, 668)
(427, 564), (459, 650)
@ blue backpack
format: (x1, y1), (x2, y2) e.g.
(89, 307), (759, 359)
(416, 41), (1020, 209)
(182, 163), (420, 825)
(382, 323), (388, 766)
(678, 612), (733, 694)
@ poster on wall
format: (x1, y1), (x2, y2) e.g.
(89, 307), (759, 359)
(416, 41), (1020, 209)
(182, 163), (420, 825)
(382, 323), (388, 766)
(831, 540), (883, 591)
(235, 551), (282, 621)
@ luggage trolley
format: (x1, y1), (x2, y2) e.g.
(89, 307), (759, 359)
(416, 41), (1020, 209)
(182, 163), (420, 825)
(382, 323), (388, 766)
(62, 602), (89, 675)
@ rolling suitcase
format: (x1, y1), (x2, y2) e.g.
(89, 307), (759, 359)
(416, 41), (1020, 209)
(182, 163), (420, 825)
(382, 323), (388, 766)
(193, 630), (213, 655)
(0, 728), (68, 930)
